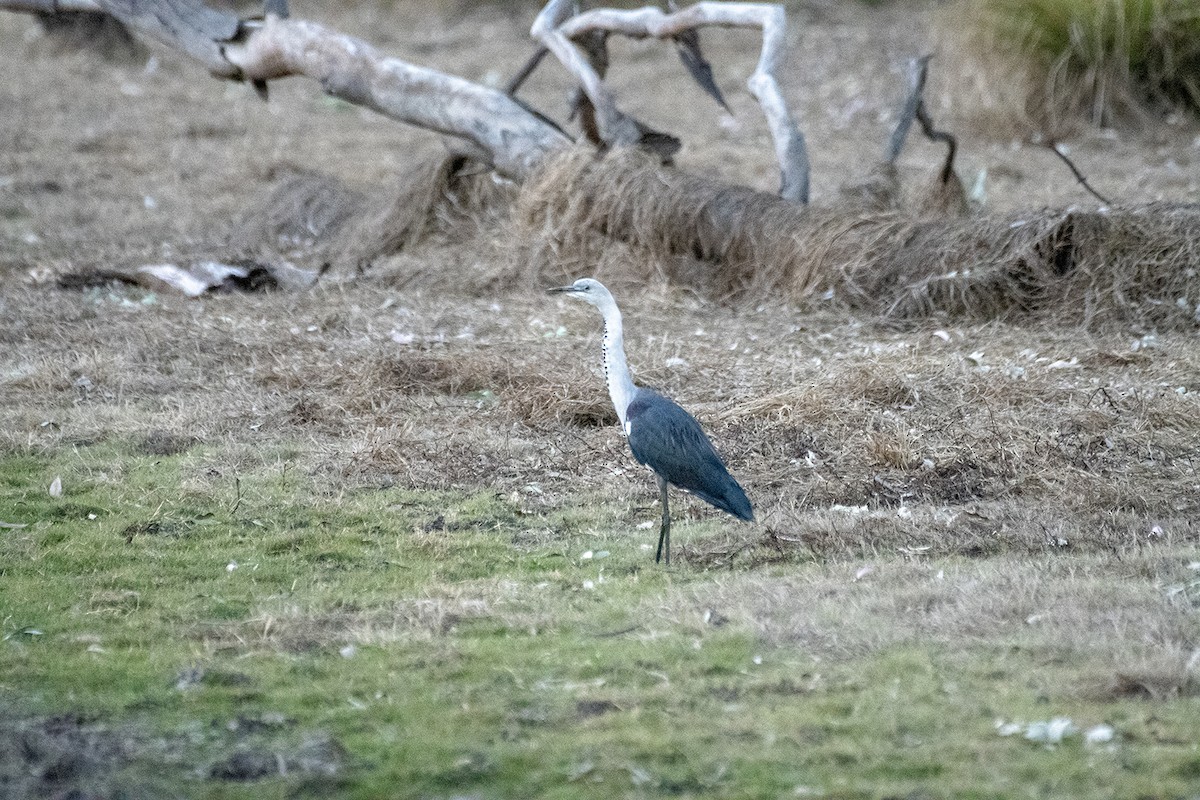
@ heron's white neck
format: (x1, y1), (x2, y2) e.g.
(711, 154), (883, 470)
(600, 304), (638, 428)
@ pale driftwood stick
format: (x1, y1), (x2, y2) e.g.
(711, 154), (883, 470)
(221, 17), (570, 179)
(4, 0), (239, 74)
(531, 0), (644, 148)
(545, 1), (809, 203)
(97, 0), (242, 76)
(505, 45), (549, 96)
(2, 0), (569, 177)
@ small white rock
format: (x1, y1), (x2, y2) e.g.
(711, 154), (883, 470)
(1084, 724), (1115, 745)
(995, 720), (1022, 737)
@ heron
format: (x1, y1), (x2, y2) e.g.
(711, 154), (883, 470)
(548, 278), (753, 565)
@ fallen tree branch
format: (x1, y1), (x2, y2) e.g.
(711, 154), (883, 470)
(886, 55), (929, 165)
(914, 101), (957, 185)
(217, 16), (572, 178)
(887, 56), (958, 184)
(534, 0), (809, 202)
(4, 0), (570, 178)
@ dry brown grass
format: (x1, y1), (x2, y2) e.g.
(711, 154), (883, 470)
(229, 155), (515, 274)
(4, 7), (1200, 792)
(512, 145), (840, 300)
(507, 148), (1200, 329)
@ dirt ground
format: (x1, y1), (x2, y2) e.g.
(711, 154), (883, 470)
(1, 2), (1199, 793)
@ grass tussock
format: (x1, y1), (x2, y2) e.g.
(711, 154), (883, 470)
(512, 145), (841, 300)
(509, 148), (1200, 329)
(224, 146), (1200, 331)
(941, 0), (1200, 132)
(230, 155), (514, 272)
(834, 204), (1200, 328)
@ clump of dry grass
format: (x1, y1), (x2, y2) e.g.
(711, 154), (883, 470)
(509, 147), (1200, 329)
(840, 204), (1200, 328)
(255, 344), (614, 442)
(230, 155), (514, 272)
(512, 145), (842, 300)
(223, 145), (1200, 331)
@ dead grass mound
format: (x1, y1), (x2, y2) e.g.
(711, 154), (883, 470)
(226, 147), (1200, 330)
(513, 145), (838, 299)
(257, 346), (613, 430)
(229, 156), (514, 271)
(513, 148), (1200, 329)
(837, 204), (1200, 328)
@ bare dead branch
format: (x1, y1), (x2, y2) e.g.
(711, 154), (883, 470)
(2, 0), (570, 177)
(884, 56), (960, 194)
(535, 0), (808, 202)
(221, 17), (570, 178)
(531, 0), (646, 152)
(1047, 143), (1113, 205)
(566, 29), (610, 144)
(886, 55), (929, 165)
(9, 0), (243, 76)
(672, 27), (730, 112)
(914, 101), (958, 185)
(505, 45), (549, 96)
(96, 0), (243, 76)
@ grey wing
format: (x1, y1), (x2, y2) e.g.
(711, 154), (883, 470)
(626, 393), (725, 489)
(626, 391), (752, 520)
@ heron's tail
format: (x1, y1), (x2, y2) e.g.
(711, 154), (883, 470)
(694, 473), (754, 522)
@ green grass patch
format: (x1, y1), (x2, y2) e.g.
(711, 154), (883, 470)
(2, 442), (1198, 797)
(967, 0), (1200, 125)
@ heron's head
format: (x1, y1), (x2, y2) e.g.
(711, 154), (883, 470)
(547, 277), (615, 310)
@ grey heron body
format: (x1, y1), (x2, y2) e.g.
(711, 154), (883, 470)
(549, 278), (753, 564)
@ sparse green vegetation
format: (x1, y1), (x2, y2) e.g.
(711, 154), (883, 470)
(951, 0), (1200, 129)
(3, 433), (1199, 797)
(3, 0), (1200, 796)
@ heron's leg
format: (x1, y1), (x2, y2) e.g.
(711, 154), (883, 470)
(655, 475), (670, 565)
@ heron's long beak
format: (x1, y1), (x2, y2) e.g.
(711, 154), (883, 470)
(546, 285), (574, 294)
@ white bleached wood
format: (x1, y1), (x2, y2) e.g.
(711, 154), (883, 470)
(530, 0), (643, 148)
(1, 0), (100, 10)
(217, 17), (572, 180)
(1, 1), (569, 178)
(535, 0), (808, 202)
